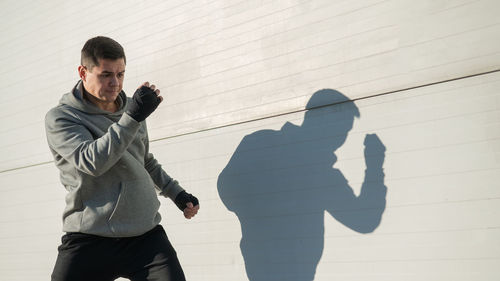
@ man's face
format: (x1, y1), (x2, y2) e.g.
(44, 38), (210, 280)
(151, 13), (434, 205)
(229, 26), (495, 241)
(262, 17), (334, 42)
(79, 58), (125, 103)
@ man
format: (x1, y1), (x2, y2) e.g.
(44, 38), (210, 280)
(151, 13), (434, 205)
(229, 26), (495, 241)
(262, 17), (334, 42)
(45, 36), (199, 281)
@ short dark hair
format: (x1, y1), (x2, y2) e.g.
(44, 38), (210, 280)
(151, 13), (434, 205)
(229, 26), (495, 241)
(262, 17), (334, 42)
(81, 36), (126, 70)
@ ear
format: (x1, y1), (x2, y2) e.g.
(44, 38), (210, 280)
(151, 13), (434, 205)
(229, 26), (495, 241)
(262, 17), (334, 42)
(78, 65), (87, 82)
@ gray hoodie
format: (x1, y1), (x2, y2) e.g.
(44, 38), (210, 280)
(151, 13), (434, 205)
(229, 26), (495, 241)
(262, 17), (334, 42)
(45, 81), (184, 237)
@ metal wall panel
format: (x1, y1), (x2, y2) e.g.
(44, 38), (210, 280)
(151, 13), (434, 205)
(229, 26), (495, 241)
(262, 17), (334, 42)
(0, 0), (499, 280)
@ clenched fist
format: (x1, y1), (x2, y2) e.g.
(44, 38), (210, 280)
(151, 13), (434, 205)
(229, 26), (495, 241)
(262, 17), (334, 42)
(126, 82), (163, 122)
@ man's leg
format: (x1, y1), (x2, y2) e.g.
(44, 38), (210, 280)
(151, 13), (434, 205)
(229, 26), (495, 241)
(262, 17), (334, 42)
(51, 233), (117, 281)
(122, 226), (186, 281)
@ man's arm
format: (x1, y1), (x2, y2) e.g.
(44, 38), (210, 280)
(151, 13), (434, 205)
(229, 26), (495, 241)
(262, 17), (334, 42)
(45, 83), (163, 177)
(142, 126), (200, 219)
(45, 110), (141, 177)
(144, 149), (184, 200)
(144, 140), (200, 219)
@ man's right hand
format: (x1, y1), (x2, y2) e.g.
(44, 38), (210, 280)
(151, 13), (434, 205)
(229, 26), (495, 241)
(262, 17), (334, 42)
(126, 82), (163, 122)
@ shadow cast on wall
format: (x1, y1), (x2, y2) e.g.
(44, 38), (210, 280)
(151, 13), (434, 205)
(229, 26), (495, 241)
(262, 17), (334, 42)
(217, 89), (387, 281)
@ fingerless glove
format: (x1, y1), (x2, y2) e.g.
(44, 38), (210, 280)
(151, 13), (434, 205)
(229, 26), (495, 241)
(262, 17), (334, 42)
(174, 191), (199, 211)
(126, 86), (162, 122)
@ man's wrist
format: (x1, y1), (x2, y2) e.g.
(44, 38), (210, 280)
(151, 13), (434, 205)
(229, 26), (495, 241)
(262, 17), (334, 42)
(174, 191), (199, 211)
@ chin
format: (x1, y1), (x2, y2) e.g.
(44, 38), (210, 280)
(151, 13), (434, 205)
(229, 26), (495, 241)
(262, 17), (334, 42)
(105, 92), (120, 101)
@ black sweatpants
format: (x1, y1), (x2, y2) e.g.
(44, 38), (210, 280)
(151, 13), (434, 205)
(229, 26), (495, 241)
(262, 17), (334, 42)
(51, 225), (186, 281)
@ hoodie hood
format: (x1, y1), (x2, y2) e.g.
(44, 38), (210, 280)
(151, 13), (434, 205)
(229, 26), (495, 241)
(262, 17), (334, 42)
(59, 80), (128, 116)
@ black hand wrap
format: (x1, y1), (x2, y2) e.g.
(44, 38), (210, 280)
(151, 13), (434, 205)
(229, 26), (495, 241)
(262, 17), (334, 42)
(174, 191), (199, 211)
(126, 86), (162, 122)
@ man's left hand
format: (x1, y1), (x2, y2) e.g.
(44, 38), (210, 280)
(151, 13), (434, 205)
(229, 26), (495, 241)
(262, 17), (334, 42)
(183, 202), (199, 219)
(174, 191), (200, 219)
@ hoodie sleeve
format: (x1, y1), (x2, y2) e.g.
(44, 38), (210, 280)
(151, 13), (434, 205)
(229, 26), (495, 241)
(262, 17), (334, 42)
(45, 107), (141, 177)
(142, 125), (184, 200)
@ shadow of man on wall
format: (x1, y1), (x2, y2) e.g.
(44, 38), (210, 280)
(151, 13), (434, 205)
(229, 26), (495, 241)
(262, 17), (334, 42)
(217, 89), (387, 281)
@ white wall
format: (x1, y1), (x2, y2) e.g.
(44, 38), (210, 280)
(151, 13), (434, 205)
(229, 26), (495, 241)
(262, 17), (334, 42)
(0, 0), (499, 280)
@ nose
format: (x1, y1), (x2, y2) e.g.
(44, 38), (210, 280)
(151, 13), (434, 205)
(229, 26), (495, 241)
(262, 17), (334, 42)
(110, 75), (119, 86)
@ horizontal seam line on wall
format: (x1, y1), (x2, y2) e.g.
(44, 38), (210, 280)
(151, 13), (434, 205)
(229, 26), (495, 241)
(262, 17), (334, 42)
(1, 68), (499, 174)
(0, 161), (53, 174)
(150, 68), (500, 142)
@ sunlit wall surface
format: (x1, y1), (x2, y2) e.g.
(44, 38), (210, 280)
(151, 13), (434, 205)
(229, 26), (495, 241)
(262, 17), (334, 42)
(1, 0), (499, 280)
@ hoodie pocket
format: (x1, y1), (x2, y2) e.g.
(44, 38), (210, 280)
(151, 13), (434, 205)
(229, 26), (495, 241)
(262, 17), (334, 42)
(107, 179), (161, 235)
